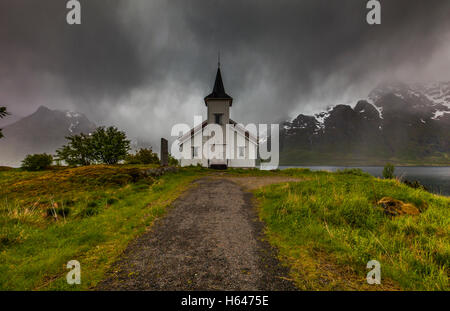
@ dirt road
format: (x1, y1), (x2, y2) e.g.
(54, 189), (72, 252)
(97, 177), (297, 290)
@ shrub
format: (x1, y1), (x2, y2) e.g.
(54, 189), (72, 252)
(56, 126), (130, 165)
(382, 163), (395, 179)
(21, 154), (53, 171)
(0, 106), (8, 139)
(90, 126), (130, 164)
(403, 179), (428, 192)
(169, 154), (180, 166)
(56, 133), (94, 166)
(126, 148), (159, 165)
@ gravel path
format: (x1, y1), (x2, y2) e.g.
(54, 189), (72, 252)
(97, 177), (297, 291)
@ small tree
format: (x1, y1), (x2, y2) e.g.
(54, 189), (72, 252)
(383, 163), (395, 179)
(0, 106), (9, 139)
(126, 148), (159, 164)
(56, 133), (94, 166)
(90, 126), (130, 164)
(168, 153), (180, 166)
(21, 154), (53, 171)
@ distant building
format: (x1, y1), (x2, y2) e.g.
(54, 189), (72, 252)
(179, 65), (258, 168)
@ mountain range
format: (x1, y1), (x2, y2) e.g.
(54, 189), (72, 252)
(0, 106), (96, 167)
(280, 82), (450, 165)
(1, 82), (449, 167)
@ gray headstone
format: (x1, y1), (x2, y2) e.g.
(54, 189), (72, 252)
(160, 138), (168, 166)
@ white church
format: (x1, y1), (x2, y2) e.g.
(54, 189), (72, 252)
(178, 65), (258, 168)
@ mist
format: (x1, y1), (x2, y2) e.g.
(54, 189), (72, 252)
(1, 0), (450, 148)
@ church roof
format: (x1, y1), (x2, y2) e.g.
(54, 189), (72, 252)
(204, 67), (233, 103)
(178, 119), (258, 145)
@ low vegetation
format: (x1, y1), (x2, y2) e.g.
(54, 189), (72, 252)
(254, 168), (449, 290)
(56, 126), (130, 165)
(21, 153), (53, 171)
(382, 163), (395, 179)
(0, 165), (206, 290)
(0, 165), (447, 291)
(0, 106), (8, 139)
(125, 148), (159, 165)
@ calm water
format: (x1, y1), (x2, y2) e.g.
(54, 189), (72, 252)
(279, 166), (450, 196)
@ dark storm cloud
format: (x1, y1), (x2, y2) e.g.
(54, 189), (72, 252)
(0, 0), (142, 112)
(1, 0), (450, 145)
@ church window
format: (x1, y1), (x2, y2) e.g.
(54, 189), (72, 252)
(239, 146), (245, 157)
(192, 146), (199, 158)
(214, 113), (223, 125)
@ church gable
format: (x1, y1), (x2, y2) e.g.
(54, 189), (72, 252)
(179, 64), (257, 168)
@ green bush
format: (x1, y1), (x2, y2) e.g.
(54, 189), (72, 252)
(56, 126), (130, 165)
(21, 154), (53, 171)
(0, 106), (8, 139)
(90, 126), (130, 164)
(383, 163), (395, 179)
(169, 154), (180, 166)
(125, 148), (159, 165)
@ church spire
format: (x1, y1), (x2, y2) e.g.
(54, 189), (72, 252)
(204, 60), (233, 105)
(212, 67), (226, 96)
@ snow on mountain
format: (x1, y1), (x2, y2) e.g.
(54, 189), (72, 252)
(280, 83), (450, 165)
(432, 110), (450, 120)
(0, 106), (96, 167)
(369, 82), (450, 109)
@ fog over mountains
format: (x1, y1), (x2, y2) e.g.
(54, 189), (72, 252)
(0, 106), (96, 167)
(280, 82), (450, 165)
(1, 82), (449, 167)
(0, 106), (160, 167)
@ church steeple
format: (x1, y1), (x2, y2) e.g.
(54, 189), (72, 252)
(212, 68), (227, 96)
(204, 64), (233, 104)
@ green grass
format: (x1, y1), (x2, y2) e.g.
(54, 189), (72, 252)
(0, 165), (206, 290)
(0, 165), (448, 291)
(254, 168), (449, 290)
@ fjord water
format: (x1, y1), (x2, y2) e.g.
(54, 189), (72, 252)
(279, 166), (450, 196)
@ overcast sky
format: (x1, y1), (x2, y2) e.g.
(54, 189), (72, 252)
(1, 0), (450, 147)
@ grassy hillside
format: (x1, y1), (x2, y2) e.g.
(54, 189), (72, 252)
(0, 166), (448, 290)
(254, 168), (449, 290)
(0, 165), (206, 290)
